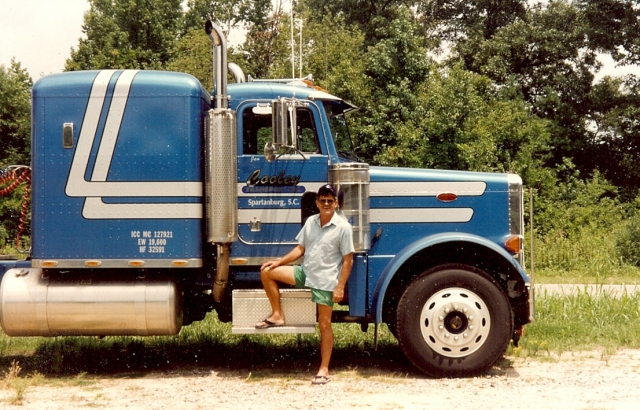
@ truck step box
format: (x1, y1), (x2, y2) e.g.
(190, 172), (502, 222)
(231, 289), (316, 334)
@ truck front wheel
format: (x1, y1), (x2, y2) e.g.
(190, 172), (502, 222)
(396, 264), (513, 377)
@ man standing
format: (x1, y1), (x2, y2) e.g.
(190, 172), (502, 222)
(255, 184), (354, 385)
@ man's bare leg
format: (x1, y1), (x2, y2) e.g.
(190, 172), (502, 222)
(258, 265), (296, 325)
(316, 303), (334, 377)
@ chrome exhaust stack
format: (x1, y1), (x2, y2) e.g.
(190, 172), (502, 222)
(228, 62), (246, 83)
(204, 21), (237, 303)
(205, 20), (229, 109)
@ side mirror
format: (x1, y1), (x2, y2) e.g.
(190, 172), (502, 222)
(272, 98), (297, 149)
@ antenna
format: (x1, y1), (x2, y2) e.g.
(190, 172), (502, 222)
(290, 1), (295, 80)
(298, 19), (302, 78)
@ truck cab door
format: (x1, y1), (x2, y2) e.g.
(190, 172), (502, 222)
(233, 101), (329, 261)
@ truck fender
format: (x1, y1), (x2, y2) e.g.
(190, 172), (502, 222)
(371, 232), (529, 322)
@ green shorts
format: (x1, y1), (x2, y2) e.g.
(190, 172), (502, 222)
(293, 266), (334, 307)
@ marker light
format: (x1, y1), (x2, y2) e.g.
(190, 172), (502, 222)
(437, 192), (458, 202)
(505, 235), (523, 254)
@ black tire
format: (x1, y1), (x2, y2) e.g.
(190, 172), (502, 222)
(396, 264), (513, 377)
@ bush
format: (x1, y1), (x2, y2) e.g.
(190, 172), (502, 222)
(616, 215), (640, 267)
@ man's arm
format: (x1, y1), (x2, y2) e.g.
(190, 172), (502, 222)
(261, 244), (305, 271)
(332, 252), (353, 303)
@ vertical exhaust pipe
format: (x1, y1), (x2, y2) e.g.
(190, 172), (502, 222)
(205, 20), (228, 109)
(204, 21), (237, 304)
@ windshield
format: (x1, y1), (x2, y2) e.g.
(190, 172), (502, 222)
(323, 101), (359, 161)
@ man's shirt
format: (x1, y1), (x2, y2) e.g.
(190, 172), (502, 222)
(296, 213), (355, 292)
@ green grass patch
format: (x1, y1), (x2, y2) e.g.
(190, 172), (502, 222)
(0, 313), (409, 378)
(513, 289), (640, 358)
(530, 219), (640, 284)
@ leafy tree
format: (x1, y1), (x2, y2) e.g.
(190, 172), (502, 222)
(417, 0), (527, 45)
(372, 64), (551, 185)
(0, 60), (31, 168)
(66, 0), (183, 70)
(299, 0), (416, 46)
(182, 0), (250, 34)
(578, 0), (640, 65)
(351, 7), (433, 162)
(238, 0), (287, 79)
(0, 60), (32, 249)
(167, 27), (215, 89)
(585, 74), (640, 195)
(301, 14), (369, 104)
(459, 2), (596, 154)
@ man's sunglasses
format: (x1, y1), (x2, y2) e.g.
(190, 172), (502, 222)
(317, 199), (335, 205)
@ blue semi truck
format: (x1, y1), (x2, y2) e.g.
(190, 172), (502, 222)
(0, 22), (532, 377)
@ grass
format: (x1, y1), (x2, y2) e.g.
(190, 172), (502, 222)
(511, 288), (640, 359)
(1, 360), (45, 405)
(1, 287), (640, 380)
(0, 314), (406, 378)
(529, 222), (640, 284)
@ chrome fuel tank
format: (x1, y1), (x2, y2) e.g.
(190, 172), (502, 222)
(0, 268), (182, 336)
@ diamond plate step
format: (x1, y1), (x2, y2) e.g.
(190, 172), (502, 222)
(231, 289), (317, 334)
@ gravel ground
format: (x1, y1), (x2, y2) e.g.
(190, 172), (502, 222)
(3, 349), (640, 409)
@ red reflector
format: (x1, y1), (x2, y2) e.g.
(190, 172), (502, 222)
(437, 192), (458, 202)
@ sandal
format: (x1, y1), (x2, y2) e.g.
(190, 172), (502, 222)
(255, 318), (285, 329)
(311, 375), (331, 385)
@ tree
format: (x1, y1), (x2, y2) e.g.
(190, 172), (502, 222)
(579, 0), (640, 65)
(300, 0), (416, 46)
(0, 60), (31, 168)
(0, 60), (32, 249)
(351, 7), (433, 162)
(417, 0), (527, 45)
(182, 0), (255, 34)
(372, 64), (552, 186)
(238, 0), (287, 79)
(301, 13), (369, 103)
(585, 74), (640, 195)
(66, 0), (183, 70)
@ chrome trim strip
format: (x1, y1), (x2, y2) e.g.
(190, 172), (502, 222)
(370, 181), (486, 196)
(236, 207), (474, 224)
(83, 198), (203, 219)
(371, 208), (474, 223)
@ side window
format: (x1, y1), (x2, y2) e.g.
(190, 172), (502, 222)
(241, 106), (319, 155)
(296, 109), (319, 153)
(242, 109), (271, 155)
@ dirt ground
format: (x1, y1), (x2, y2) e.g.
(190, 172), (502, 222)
(2, 349), (640, 410)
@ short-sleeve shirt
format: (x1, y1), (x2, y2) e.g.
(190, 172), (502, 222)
(296, 213), (355, 292)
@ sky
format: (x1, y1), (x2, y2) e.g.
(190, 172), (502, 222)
(1, 0), (639, 81)
(0, 0), (89, 78)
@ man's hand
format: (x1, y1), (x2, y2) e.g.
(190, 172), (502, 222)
(333, 285), (345, 303)
(261, 259), (280, 272)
